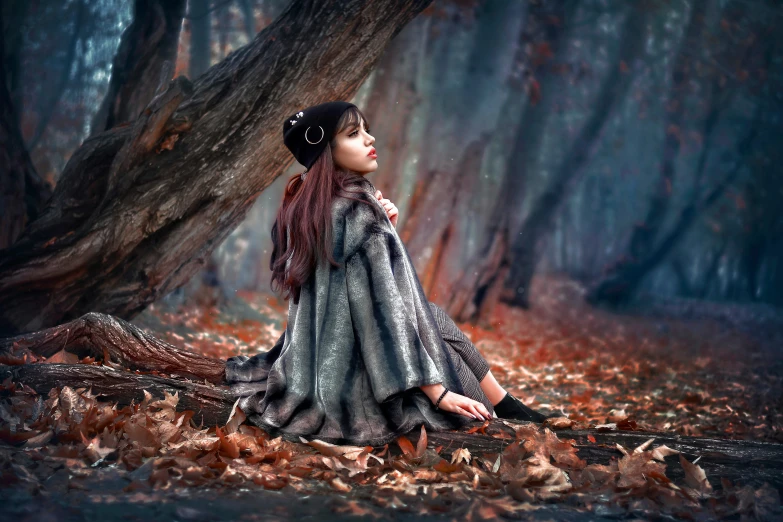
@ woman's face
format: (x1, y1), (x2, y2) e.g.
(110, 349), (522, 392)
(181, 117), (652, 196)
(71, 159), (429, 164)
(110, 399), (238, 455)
(331, 117), (377, 175)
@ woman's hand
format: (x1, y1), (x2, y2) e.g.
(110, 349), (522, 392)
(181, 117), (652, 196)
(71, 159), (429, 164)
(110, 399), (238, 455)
(374, 190), (398, 228)
(436, 390), (492, 421)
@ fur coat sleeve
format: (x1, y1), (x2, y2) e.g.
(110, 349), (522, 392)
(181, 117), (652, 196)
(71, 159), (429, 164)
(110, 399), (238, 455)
(225, 180), (472, 446)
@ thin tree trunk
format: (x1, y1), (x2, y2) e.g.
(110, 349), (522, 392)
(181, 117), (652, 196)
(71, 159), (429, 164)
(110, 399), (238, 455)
(26, 1), (87, 152)
(698, 239), (728, 299)
(90, 0), (188, 135)
(503, 4), (648, 309)
(0, 0), (436, 336)
(238, 0), (258, 40)
(586, 12), (768, 306)
(188, 0), (212, 80)
(0, 8), (53, 250)
(587, 113), (761, 307)
(585, 2), (706, 306)
(446, 0), (574, 322)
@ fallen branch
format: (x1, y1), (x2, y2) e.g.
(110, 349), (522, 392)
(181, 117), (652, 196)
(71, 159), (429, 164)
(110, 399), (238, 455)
(1, 312), (225, 384)
(0, 363), (232, 427)
(2, 359), (780, 493)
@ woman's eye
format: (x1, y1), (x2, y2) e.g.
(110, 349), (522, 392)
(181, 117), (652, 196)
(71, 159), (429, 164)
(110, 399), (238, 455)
(349, 127), (370, 137)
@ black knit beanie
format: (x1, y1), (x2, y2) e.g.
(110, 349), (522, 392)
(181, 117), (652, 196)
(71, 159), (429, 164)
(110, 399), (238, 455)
(282, 101), (357, 172)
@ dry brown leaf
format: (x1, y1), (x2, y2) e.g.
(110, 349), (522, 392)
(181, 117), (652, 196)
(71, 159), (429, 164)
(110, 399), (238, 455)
(451, 447), (471, 465)
(395, 435), (416, 460)
(617, 451), (666, 489)
(633, 437), (655, 453)
(299, 437), (382, 463)
(330, 476), (352, 492)
(225, 399), (246, 434)
(651, 444), (681, 461)
(679, 454), (713, 497)
(415, 424), (427, 458)
(544, 416), (575, 429)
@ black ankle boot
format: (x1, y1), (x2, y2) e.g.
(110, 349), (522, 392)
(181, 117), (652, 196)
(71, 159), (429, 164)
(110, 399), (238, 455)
(493, 392), (550, 423)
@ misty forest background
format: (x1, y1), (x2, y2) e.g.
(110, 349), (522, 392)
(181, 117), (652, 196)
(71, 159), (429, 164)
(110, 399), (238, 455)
(1, 0), (783, 518)
(3, 0), (782, 327)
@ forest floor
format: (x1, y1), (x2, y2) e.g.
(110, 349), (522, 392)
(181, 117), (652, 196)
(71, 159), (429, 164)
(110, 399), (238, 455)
(1, 275), (781, 521)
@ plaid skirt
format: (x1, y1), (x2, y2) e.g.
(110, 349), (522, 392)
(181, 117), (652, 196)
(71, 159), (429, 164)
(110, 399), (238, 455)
(428, 301), (495, 416)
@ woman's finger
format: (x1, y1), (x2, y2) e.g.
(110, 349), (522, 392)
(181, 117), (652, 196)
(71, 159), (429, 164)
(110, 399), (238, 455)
(462, 403), (480, 420)
(470, 402), (490, 421)
(455, 406), (476, 420)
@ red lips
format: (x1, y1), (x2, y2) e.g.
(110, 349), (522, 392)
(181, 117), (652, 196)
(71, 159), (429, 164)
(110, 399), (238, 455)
(368, 148), (377, 157)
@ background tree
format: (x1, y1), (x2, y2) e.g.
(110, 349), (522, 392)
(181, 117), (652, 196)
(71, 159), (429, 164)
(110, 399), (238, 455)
(0, 0), (435, 336)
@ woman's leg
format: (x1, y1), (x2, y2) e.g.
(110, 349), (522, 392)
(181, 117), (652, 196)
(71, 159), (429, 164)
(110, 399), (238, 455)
(478, 370), (508, 407)
(428, 302), (507, 406)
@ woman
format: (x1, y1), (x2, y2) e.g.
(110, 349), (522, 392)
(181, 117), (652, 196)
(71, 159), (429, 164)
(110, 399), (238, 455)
(225, 101), (550, 446)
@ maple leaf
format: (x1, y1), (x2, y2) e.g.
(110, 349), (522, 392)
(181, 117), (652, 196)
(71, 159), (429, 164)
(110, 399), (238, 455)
(451, 447), (471, 465)
(617, 450), (666, 489)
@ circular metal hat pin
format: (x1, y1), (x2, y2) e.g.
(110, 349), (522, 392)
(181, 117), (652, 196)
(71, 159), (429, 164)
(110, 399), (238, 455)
(305, 126), (324, 144)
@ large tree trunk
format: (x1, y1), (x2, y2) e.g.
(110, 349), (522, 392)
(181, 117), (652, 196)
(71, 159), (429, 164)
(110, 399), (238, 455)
(400, 0), (523, 271)
(0, 0), (435, 337)
(2, 319), (781, 492)
(501, 4), (648, 309)
(90, 0), (188, 135)
(360, 16), (425, 202)
(445, 0), (573, 323)
(0, 7), (54, 250)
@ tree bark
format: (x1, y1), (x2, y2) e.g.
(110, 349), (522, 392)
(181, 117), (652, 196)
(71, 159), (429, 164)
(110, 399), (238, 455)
(0, 0), (435, 337)
(0, 311), (225, 384)
(503, 4), (648, 309)
(411, 423), (783, 492)
(0, 7), (54, 250)
(90, 0), (188, 135)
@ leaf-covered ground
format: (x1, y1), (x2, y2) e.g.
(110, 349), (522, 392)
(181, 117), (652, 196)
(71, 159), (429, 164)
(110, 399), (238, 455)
(1, 275), (781, 521)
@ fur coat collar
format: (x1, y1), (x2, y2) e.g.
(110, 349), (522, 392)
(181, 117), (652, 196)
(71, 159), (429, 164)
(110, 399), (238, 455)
(225, 180), (473, 446)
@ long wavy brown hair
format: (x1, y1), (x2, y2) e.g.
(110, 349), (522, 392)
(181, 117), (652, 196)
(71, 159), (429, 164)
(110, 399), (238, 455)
(269, 106), (387, 304)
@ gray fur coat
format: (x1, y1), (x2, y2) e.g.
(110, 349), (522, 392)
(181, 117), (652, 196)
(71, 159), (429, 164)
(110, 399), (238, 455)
(225, 180), (477, 446)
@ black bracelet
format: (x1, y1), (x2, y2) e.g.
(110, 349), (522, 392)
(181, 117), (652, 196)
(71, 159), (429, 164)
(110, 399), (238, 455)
(434, 388), (449, 410)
